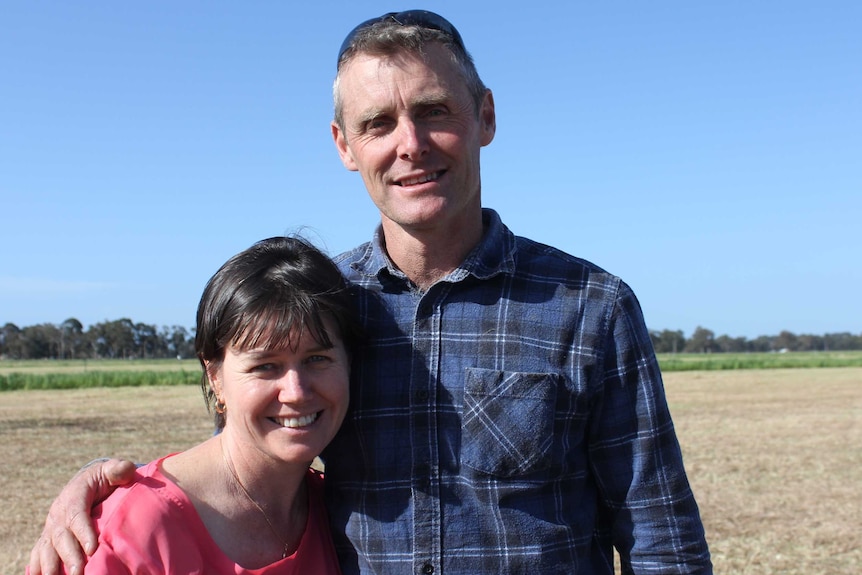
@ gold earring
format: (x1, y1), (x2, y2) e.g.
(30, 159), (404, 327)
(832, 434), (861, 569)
(215, 400), (227, 414)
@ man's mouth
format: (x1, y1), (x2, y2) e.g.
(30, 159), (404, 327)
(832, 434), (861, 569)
(271, 412), (320, 428)
(396, 171), (444, 186)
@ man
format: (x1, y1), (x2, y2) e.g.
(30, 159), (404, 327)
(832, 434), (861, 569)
(31, 10), (711, 574)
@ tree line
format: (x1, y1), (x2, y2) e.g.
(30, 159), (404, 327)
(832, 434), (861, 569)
(649, 326), (862, 354)
(1, 319), (860, 361)
(0, 319), (194, 360)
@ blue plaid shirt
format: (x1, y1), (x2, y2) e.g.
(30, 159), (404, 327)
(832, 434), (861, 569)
(324, 209), (711, 574)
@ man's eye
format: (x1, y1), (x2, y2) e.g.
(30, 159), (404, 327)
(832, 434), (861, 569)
(422, 106), (447, 119)
(306, 354), (331, 365)
(366, 117), (392, 132)
(252, 363), (276, 372)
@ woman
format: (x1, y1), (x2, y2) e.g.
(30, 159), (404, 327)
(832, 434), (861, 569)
(53, 236), (360, 573)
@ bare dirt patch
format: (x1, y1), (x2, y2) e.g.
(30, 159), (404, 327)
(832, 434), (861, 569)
(1, 368), (859, 574)
(0, 386), (209, 573)
(663, 368), (861, 574)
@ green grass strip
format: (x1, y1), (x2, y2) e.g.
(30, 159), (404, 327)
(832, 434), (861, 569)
(658, 352), (862, 371)
(0, 370), (199, 391)
(2, 353), (860, 390)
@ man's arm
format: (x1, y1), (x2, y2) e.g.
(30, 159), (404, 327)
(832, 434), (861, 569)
(590, 282), (712, 573)
(28, 459), (137, 575)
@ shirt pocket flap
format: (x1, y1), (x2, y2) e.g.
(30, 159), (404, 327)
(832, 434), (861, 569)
(461, 368), (559, 477)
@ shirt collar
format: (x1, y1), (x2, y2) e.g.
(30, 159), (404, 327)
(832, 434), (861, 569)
(355, 208), (517, 285)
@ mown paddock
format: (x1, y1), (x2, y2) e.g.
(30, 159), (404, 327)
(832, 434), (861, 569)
(0, 365), (859, 574)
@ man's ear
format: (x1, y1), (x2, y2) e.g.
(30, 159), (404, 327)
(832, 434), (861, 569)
(332, 121), (359, 171)
(479, 89), (496, 147)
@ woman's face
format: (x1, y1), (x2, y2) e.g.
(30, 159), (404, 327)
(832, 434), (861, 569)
(208, 318), (350, 468)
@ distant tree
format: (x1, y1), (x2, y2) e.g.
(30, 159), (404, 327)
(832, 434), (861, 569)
(650, 329), (686, 354)
(1, 322), (23, 359)
(773, 330), (799, 352)
(134, 322), (161, 359)
(796, 334), (824, 352)
(823, 332), (862, 351)
(90, 318), (136, 358)
(748, 335), (774, 352)
(60, 317), (85, 359)
(162, 325), (194, 359)
(715, 334), (748, 353)
(21, 323), (61, 359)
(684, 326), (716, 354)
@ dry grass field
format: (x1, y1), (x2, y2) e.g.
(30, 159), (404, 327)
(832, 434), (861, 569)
(0, 368), (859, 574)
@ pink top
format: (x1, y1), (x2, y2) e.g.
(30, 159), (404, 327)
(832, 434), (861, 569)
(59, 455), (341, 574)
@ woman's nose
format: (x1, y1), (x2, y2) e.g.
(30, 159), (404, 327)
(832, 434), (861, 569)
(277, 369), (313, 402)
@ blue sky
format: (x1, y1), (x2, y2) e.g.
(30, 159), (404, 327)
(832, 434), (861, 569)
(2, 1), (860, 339)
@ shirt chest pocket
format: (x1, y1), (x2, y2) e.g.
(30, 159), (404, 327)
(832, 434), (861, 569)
(461, 368), (559, 477)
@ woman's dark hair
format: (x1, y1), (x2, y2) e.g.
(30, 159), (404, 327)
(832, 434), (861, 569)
(195, 236), (360, 428)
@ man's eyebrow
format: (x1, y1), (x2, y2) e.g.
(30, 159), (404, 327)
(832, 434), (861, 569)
(355, 108), (387, 125)
(411, 91), (451, 108)
(354, 93), (451, 124)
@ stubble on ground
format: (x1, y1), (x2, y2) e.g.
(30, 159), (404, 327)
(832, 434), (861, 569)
(0, 368), (859, 574)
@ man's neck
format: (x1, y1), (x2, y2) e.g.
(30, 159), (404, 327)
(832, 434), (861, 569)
(380, 216), (484, 290)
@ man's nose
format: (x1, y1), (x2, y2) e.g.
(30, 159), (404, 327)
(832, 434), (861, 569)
(396, 119), (429, 160)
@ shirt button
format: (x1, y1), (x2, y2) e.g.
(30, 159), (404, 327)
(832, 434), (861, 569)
(421, 563), (434, 574)
(415, 389), (429, 401)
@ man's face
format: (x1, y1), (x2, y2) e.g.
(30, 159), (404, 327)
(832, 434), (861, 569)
(332, 43), (495, 236)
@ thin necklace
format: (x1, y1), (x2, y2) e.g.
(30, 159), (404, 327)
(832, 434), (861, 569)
(221, 443), (294, 559)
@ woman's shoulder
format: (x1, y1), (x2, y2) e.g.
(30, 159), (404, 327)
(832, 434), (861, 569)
(93, 454), (186, 526)
(86, 454), (213, 572)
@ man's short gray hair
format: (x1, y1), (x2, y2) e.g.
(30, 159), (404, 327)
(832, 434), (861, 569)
(333, 20), (488, 132)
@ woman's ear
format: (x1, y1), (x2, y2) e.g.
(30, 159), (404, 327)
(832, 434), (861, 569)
(205, 361), (222, 398)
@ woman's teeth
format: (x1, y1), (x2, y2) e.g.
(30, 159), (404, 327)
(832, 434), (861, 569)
(273, 413), (318, 428)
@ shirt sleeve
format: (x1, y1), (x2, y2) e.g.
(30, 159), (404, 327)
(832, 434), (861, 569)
(588, 281), (712, 574)
(82, 465), (194, 574)
(76, 541), (136, 574)
(82, 482), (161, 573)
